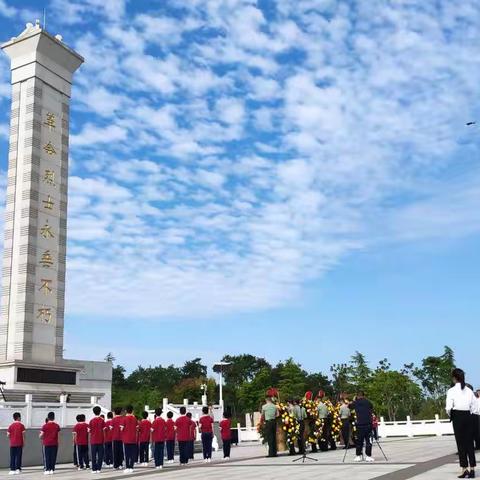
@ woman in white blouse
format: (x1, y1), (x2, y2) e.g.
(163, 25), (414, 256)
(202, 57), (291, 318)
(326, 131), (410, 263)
(446, 368), (477, 478)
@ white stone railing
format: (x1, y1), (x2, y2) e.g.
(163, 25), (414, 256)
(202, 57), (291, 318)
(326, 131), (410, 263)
(378, 415), (453, 438)
(234, 414), (454, 443)
(0, 394), (101, 428)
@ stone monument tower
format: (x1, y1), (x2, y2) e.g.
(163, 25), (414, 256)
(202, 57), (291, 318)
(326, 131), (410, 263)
(0, 22), (111, 405)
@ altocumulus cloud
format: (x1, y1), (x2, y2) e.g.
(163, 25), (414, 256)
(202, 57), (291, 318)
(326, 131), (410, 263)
(0, 0), (480, 320)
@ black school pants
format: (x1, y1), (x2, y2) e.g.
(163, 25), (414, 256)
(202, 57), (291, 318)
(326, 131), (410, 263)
(178, 441), (189, 464)
(139, 442), (150, 463)
(153, 442), (165, 467)
(223, 439), (231, 458)
(74, 444), (89, 468)
(201, 432), (213, 459)
(452, 410), (476, 469)
(113, 440), (124, 468)
(10, 447), (22, 471)
(44, 446), (58, 471)
(91, 444), (104, 471)
(124, 443), (137, 469)
(104, 442), (113, 465)
(166, 440), (175, 460)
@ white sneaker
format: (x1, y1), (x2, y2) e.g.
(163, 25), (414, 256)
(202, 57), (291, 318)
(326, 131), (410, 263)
(155, 466), (162, 470)
(224, 457), (230, 461)
(43, 472), (49, 476)
(365, 456), (375, 463)
(354, 456), (363, 462)
(15, 471), (21, 475)
(49, 472), (54, 475)
(9, 471), (16, 475)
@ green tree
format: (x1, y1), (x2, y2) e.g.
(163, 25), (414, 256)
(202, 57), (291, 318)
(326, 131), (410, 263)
(237, 366), (274, 413)
(182, 358), (207, 379)
(367, 369), (422, 421)
(330, 363), (352, 396)
(349, 351), (372, 392)
(277, 358), (307, 399)
(305, 372), (333, 397)
(413, 346), (455, 417)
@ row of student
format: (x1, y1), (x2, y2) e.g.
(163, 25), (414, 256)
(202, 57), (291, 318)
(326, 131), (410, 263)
(6, 406), (232, 475)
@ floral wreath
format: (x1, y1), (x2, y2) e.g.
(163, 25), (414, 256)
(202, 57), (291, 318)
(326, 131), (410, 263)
(300, 394), (324, 444)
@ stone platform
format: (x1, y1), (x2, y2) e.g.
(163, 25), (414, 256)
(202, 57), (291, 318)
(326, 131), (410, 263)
(0, 436), (465, 480)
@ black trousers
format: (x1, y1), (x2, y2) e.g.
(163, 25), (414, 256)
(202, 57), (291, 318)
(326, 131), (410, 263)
(91, 444), (104, 471)
(188, 440), (195, 459)
(113, 440), (124, 468)
(74, 444), (89, 468)
(104, 442), (113, 465)
(124, 443), (137, 469)
(265, 420), (277, 457)
(178, 441), (189, 464)
(341, 419), (351, 448)
(223, 439), (231, 458)
(153, 442), (165, 467)
(319, 417), (336, 451)
(44, 446), (58, 471)
(201, 432), (213, 459)
(356, 425), (372, 457)
(166, 440), (175, 460)
(473, 414), (480, 451)
(452, 410), (477, 469)
(10, 446), (22, 471)
(297, 420), (305, 454)
(139, 442), (150, 463)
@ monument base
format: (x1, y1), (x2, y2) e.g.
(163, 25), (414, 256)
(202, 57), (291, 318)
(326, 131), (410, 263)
(0, 359), (112, 408)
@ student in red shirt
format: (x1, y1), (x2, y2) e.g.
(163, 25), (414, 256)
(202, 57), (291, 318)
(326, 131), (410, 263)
(165, 412), (176, 463)
(138, 411), (152, 466)
(199, 407), (214, 462)
(151, 408), (167, 469)
(73, 414), (89, 470)
(7, 412), (26, 474)
(186, 412), (196, 461)
(112, 407), (125, 470)
(220, 411), (232, 460)
(121, 405), (138, 473)
(104, 411), (114, 467)
(89, 406), (105, 472)
(175, 407), (191, 465)
(40, 411), (61, 474)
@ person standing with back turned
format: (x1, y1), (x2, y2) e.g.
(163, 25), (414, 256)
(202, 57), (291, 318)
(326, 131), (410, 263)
(261, 397), (278, 458)
(446, 368), (476, 479)
(89, 406), (105, 473)
(350, 391), (374, 463)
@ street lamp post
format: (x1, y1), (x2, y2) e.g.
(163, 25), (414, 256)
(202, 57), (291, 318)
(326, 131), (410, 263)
(213, 362), (231, 409)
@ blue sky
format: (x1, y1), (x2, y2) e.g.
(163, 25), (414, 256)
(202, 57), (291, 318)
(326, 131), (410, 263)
(1, 0), (479, 386)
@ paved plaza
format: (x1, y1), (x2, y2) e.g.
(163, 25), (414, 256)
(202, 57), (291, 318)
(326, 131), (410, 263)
(1, 436), (463, 480)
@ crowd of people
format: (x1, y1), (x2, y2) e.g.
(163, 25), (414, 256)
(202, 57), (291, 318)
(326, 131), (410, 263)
(5, 405), (233, 475)
(260, 389), (378, 462)
(258, 368), (480, 478)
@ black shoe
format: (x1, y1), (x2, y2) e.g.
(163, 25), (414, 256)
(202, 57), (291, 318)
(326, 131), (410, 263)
(458, 470), (469, 478)
(469, 470), (475, 479)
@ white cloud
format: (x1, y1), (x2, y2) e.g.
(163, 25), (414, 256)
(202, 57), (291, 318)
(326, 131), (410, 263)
(0, 0), (479, 324)
(71, 124), (128, 146)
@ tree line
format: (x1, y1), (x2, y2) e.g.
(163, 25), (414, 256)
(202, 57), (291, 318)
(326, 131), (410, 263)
(107, 346), (458, 422)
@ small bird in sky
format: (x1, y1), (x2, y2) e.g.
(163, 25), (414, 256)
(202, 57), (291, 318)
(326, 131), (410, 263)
(466, 121), (476, 126)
